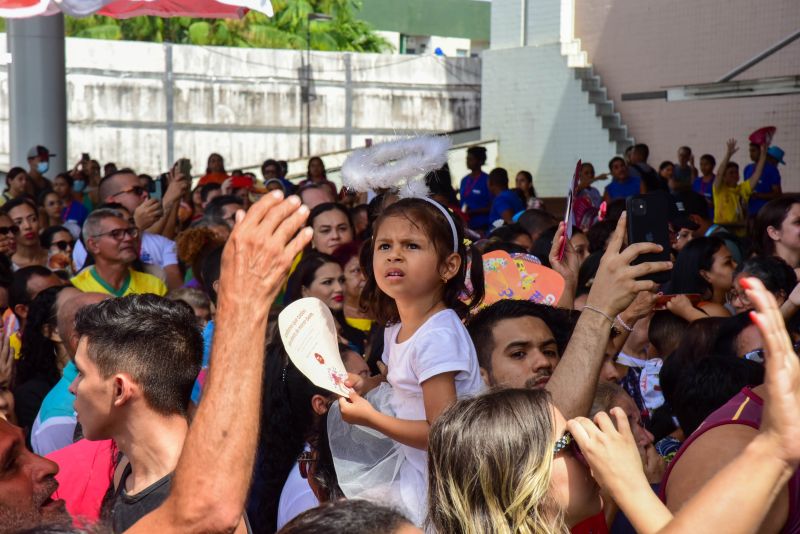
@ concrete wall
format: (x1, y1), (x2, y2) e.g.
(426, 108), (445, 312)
(482, 0), (620, 197)
(574, 0), (800, 191)
(0, 37), (481, 176)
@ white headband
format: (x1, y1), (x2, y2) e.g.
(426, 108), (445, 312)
(419, 196), (459, 254)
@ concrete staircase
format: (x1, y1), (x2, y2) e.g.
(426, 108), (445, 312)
(561, 39), (634, 154)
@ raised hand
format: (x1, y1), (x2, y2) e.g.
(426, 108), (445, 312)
(584, 213), (672, 318)
(163, 167), (190, 207)
(219, 191), (312, 305)
(567, 408), (650, 496)
(725, 138), (739, 157)
(133, 198), (164, 230)
(742, 277), (800, 466)
(548, 221), (580, 305)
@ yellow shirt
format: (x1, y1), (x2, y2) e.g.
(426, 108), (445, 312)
(713, 180), (752, 225)
(345, 316), (373, 333)
(71, 267), (167, 297)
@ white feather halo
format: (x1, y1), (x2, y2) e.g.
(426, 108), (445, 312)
(341, 136), (451, 197)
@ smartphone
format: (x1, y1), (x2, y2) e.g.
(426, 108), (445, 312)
(178, 158), (192, 179)
(626, 193), (672, 284)
(82, 152), (90, 162)
(151, 173), (168, 200)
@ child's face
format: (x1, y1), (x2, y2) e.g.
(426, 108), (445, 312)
(373, 215), (451, 302)
(724, 165), (739, 187)
(699, 159), (714, 176)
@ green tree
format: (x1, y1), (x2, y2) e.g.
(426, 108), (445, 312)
(60, 0), (391, 52)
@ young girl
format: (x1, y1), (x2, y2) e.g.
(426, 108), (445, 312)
(328, 196), (485, 525)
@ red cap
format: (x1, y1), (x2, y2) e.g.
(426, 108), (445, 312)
(230, 176), (254, 190)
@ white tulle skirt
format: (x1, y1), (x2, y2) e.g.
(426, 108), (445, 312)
(327, 383), (427, 526)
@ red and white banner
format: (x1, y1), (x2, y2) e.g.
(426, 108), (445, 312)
(0, 0), (272, 18)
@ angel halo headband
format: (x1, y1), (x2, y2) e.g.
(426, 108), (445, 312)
(341, 136), (459, 253)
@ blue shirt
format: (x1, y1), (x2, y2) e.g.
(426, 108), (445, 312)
(190, 320), (215, 404)
(489, 189), (525, 227)
(30, 362), (78, 455)
(744, 162), (781, 216)
(62, 199), (89, 227)
(692, 175), (715, 220)
(459, 172), (494, 231)
(604, 176), (641, 200)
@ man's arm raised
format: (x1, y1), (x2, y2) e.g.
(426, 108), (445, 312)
(546, 214), (671, 420)
(126, 191), (312, 533)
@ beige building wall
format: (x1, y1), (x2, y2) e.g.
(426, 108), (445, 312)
(575, 0), (800, 191)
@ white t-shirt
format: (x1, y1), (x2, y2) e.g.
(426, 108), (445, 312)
(276, 448), (319, 530)
(382, 308), (484, 476)
(73, 232), (178, 271)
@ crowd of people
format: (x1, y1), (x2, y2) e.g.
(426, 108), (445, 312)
(0, 133), (798, 534)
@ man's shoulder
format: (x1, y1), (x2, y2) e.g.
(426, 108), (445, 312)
(70, 268), (97, 289)
(129, 270), (168, 296)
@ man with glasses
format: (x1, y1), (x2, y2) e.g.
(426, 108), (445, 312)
(99, 168), (188, 240)
(71, 203), (182, 291)
(71, 209), (167, 297)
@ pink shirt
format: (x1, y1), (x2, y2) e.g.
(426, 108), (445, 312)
(48, 439), (116, 527)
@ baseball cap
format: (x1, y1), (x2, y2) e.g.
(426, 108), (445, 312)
(26, 145), (55, 160)
(767, 146), (786, 165)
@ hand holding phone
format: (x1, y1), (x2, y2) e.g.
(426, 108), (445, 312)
(626, 193), (673, 284)
(178, 158), (192, 179)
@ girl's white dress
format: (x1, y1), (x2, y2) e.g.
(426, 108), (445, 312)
(328, 309), (485, 526)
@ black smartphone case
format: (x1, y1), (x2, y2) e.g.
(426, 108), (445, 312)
(626, 193), (672, 284)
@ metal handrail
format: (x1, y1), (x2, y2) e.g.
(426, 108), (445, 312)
(717, 29), (800, 83)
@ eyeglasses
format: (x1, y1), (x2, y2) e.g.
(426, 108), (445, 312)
(112, 186), (146, 198)
(92, 227), (139, 241)
(51, 240), (73, 251)
(553, 431), (575, 455)
(0, 225), (20, 236)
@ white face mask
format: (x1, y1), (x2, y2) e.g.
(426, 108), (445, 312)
(37, 161), (49, 174)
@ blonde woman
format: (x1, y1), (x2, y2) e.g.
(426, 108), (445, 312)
(427, 388), (602, 534)
(427, 277), (800, 534)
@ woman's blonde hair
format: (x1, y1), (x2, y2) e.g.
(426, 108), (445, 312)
(427, 388), (568, 534)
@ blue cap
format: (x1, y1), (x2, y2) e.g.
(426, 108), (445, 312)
(767, 146), (786, 165)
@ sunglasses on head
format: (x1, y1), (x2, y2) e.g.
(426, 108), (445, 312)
(0, 225), (19, 236)
(51, 240), (73, 251)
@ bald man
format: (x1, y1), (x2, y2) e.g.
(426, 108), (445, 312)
(31, 292), (107, 456)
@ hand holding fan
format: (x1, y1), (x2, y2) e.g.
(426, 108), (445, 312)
(278, 297), (351, 398)
(558, 160), (582, 260)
